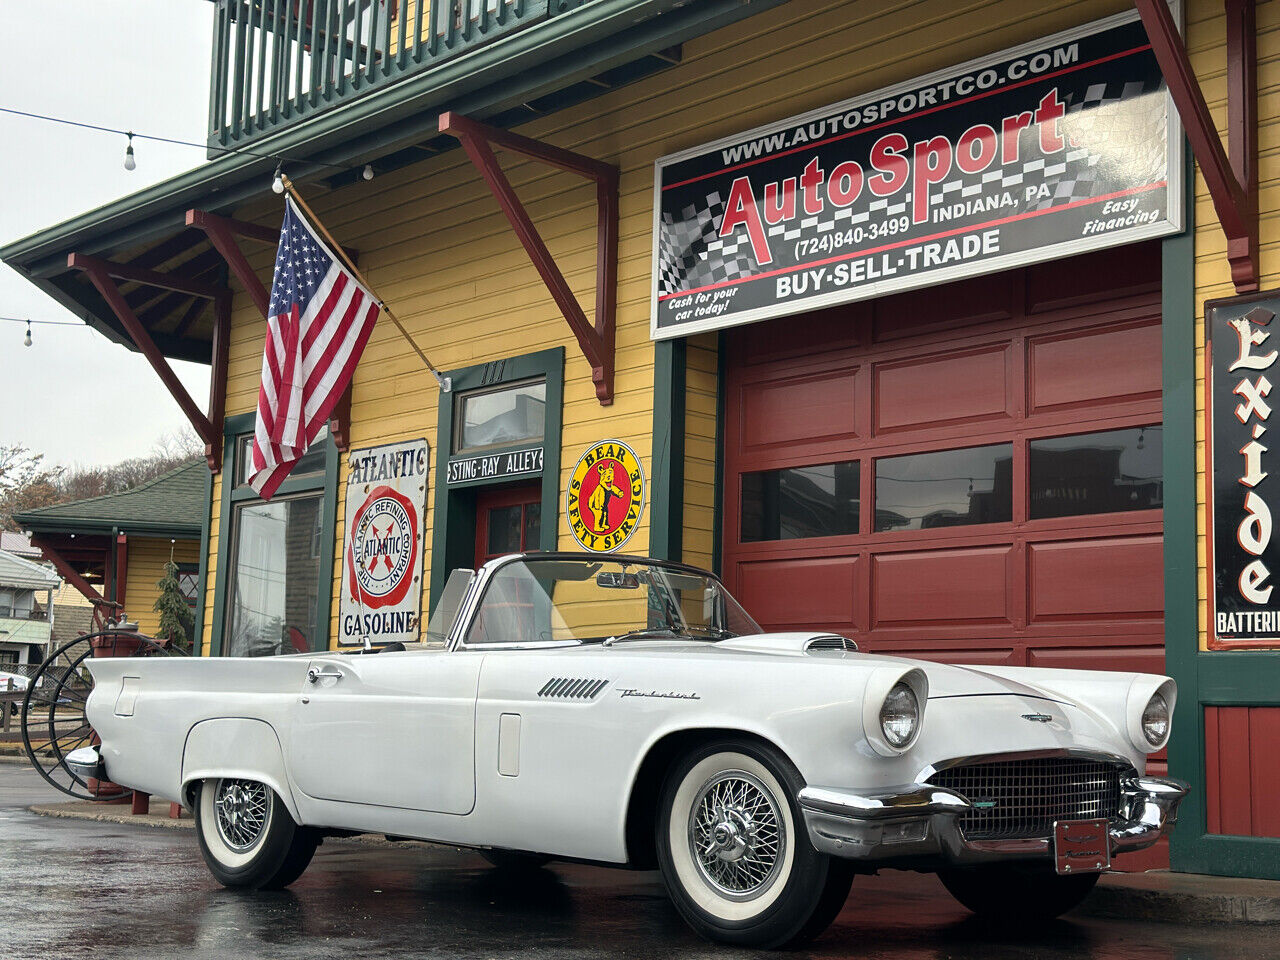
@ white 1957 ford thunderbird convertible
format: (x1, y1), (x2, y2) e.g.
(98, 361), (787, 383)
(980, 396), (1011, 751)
(74, 552), (1185, 948)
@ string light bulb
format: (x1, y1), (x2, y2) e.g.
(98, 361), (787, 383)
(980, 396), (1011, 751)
(272, 171), (285, 194)
(362, 163), (375, 181)
(23, 321), (32, 347)
(123, 132), (136, 171)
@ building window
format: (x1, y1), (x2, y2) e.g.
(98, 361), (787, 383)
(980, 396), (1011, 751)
(216, 415), (336, 658)
(0, 589), (35, 620)
(224, 494), (324, 658)
(452, 378), (546, 455)
(175, 563), (201, 610)
(237, 426), (329, 487)
(1029, 426), (1162, 519)
(875, 443), (1013, 531)
(741, 461), (860, 542)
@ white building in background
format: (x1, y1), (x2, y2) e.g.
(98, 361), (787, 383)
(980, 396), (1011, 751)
(0, 548), (60, 667)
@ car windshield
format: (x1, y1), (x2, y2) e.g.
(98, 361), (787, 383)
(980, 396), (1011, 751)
(465, 557), (761, 645)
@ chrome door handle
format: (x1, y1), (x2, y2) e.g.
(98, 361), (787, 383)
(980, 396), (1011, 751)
(307, 667), (343, 684)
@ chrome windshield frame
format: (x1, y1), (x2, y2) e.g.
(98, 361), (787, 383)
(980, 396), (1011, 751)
(445, 552), (753, 652)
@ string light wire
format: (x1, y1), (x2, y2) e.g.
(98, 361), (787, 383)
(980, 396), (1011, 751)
(0, 105), (367, 175)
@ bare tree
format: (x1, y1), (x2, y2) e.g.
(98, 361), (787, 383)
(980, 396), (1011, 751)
(1, 431), (203, 531)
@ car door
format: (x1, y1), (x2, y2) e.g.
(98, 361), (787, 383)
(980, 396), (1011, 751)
(286, 650), (482, 814)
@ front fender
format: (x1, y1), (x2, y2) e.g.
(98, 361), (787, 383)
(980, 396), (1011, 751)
(181, 718), (302, 822)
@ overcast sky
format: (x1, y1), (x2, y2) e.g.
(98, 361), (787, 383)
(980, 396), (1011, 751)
(0, 1), (214, 469)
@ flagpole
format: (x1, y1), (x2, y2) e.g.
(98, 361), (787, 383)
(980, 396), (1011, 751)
(280, 174), (451, 392)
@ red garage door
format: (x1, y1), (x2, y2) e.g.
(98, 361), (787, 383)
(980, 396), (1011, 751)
(722, 242), (1164, 678)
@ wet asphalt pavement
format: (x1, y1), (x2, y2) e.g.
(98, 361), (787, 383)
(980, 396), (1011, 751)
(2, 763), (1277, 960)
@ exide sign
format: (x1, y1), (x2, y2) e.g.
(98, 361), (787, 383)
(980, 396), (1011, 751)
(1209, 292), (1280, 649)
(650, 10), (1182, 339)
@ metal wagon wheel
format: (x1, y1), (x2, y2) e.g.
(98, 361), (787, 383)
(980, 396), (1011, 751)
(20, 631), (186, 801)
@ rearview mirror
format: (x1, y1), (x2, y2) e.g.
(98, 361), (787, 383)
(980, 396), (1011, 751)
(596, 571), (640, 590)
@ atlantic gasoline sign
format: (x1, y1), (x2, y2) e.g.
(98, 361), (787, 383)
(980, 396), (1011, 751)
(650, 9), (1182, 339)
(1208, 292), (1280, 649)
(566, 440), (645, 552)
(339, 438), (429, 646)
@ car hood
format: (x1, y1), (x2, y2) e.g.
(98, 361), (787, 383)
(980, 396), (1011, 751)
(620, 632), (1066, 701)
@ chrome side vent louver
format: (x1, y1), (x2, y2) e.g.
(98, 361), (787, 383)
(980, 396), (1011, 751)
(538, 677), (609, 700)
(805, 636), (858, 653)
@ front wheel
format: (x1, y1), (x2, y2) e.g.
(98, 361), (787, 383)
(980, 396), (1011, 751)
(656, 739), (854, 948)
(938, 864), (1100, 921)
(194, 778), (319, 889)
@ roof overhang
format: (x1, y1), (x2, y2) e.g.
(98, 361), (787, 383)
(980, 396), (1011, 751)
(1, 0), (787, 363)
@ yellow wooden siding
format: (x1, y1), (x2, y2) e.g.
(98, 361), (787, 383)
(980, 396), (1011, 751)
(1192, 0), (1280, 649)
(203, 0), (1173, 650)
(684, 333), (719, 572)
(125, 535), (202, 639)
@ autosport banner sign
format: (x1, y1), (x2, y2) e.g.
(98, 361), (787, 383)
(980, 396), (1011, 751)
(650, 9), (1183, 339)
(339, 438), (429, 647)
(1208, 292), (1280, 649)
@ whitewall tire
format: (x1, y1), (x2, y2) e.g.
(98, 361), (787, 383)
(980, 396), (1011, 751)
(656, 739), (854, 948)
(194, 778), (319, 889)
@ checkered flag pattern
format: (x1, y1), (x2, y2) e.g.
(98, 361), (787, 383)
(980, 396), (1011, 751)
(658, 190), (752, 297)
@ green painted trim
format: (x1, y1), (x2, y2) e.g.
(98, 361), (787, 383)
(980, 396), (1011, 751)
(192, 465), (213, 656)
(1173, 834), (1280, 881)
(1197, 653), (1280, 702)
(1163, 146), (1280, 879)
(208, 410), (339, 656)
(1163, 144), (1204, 873)
(711, 331), (727, 577)
(429, 347), (565, 612)
(649, 338), (686, 562)
(18, 518), (203, 538)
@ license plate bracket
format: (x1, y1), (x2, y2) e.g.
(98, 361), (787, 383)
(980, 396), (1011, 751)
(1053, 818), (1110, 875)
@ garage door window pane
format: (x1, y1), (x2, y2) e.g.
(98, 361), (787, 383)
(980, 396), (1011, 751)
(875, 444), (1012, 531)
(741, 461), (860, 542)
(1029, 426), (1162, 519)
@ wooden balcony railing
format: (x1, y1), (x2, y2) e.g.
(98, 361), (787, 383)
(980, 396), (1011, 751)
(208, 0), (552, 150)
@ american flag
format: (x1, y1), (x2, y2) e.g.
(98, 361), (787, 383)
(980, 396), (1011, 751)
(248, 196), (380, 498)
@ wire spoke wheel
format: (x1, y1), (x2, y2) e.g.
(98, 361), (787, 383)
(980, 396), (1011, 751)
(20, 632), (185, 800)
(213, 779), (273, 851)
(688, 770), (787, 901)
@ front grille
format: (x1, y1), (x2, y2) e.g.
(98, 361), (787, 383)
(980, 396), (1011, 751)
(926, 756), (1124, 840)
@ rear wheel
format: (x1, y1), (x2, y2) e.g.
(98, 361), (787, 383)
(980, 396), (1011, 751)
(194, 778), (318, 889)
(655, 739), (854, 948)
(938, 864), (1100, 921)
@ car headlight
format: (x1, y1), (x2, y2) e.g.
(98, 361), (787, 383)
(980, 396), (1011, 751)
(880, 682), (920, 749)
(1141, 691), (1170, 747)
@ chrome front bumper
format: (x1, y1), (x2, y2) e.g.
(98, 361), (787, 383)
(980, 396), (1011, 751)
(798, 775), (1187, 865)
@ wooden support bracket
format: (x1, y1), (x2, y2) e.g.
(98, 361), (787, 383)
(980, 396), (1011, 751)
(29, 535), (104, 604)
(68, 252), (222, 469)
(440, 112), (618, 405)
(1135, 0), (1258, 292)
